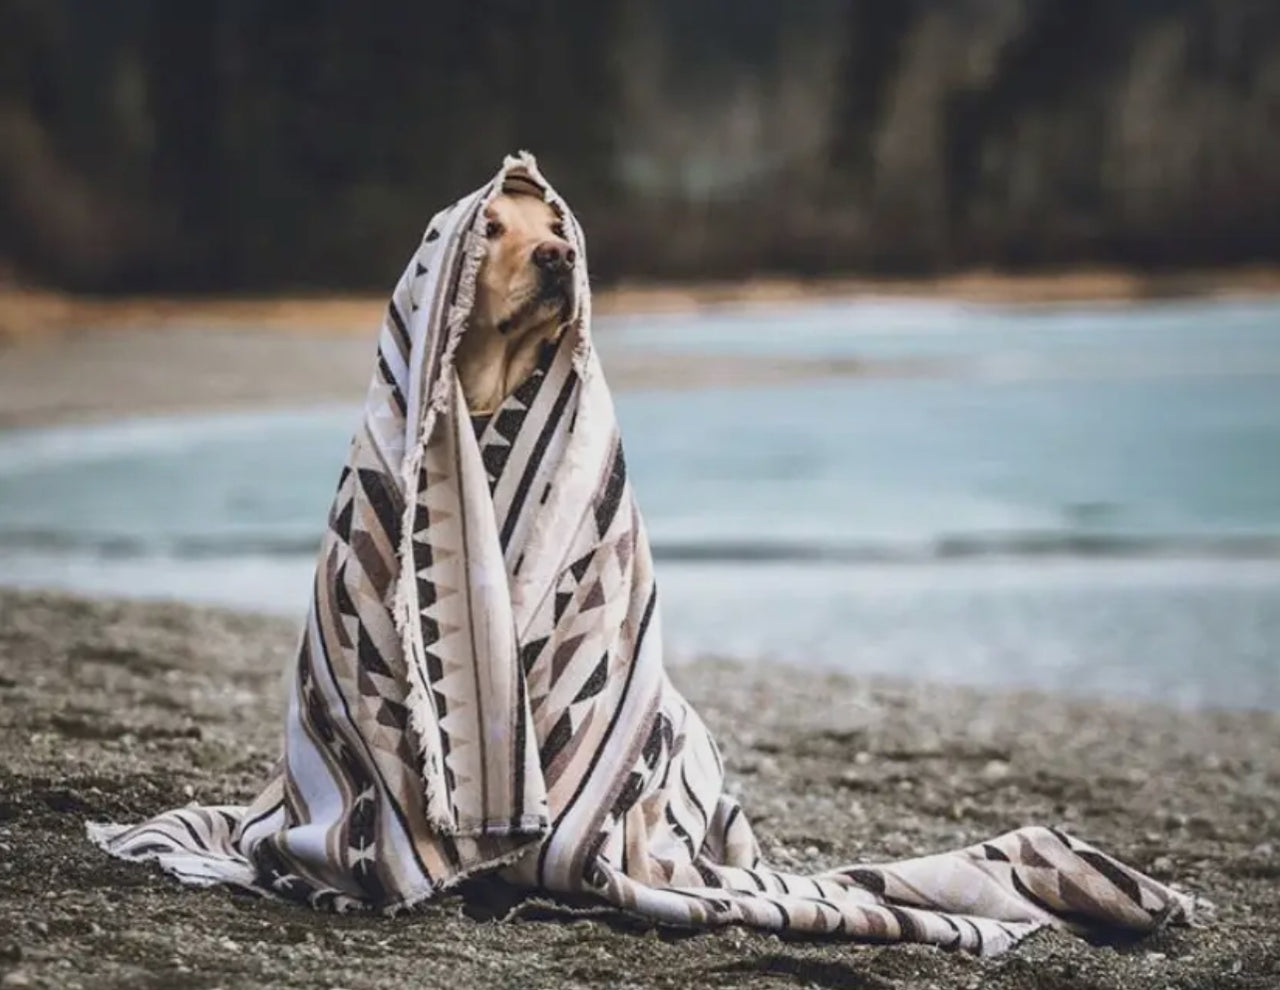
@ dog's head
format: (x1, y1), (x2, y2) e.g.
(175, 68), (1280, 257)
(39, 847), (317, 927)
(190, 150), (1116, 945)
(472, 191), (575, 339)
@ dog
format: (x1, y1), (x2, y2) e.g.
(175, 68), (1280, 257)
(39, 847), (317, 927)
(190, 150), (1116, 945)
(454, 187), (576, 415)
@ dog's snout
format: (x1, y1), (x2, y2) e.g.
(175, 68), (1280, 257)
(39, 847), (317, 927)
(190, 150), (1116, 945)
(532, 241), (575, 274)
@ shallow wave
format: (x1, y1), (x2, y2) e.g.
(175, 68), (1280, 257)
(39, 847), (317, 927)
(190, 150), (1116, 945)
(658, 533), (1280, 562)
(4, 528), (1280, 563)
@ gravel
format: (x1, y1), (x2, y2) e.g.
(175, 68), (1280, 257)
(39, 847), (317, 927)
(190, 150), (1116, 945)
(1, 588), (1277, 989)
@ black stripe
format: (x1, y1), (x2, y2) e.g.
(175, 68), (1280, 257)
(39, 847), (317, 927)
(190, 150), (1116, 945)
(126, 841), (177, 856)
(886, 905), (920, 941)
(680, 764), (708, 828)
(1048, 827), (1146, 911)
(387, 301), (411, 358)
(455, 414), (489, 825)
(540, 711), (573, 771)
(377, 352), (407, 415)
(1008, 867), (1088, 925)
(305, 582), (436, 885)
(665, 804), (697, 857)
(846, 867), (886, 895)
(537, 586), (657, 885)
(970, 918), (985, 955)
(723, 803), (742, 838)
(356, 468), (402, 548)
(239, 798), (284, 835)
(510, 646), (529, 831)
(709, 739), (723, 778)
(176, 813), (208, 852)
(499, 371), (577, 550)
(938, 914), (964, 950)
(1075, 850), (1146, 911)
(593, 441), (627, 536)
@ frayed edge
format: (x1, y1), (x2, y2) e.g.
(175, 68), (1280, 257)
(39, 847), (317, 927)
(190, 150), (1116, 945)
(87, 820), (264, 894)
(1191, 893), (1218, 925)
(85, 821), (128, 852)
(1170, 887), (1216, 927)
(392, 181), (495, 834)
(393, 153), (548, 835)
(383, 836), (544, 917)
(429, 227), (488, 416)
(88, 818), (539, 917)
(391, 431), (457, 835)
(447, 815), (551, 840)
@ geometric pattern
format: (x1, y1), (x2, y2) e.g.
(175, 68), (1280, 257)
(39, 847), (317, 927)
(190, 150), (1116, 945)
(85, 154), (1206, 955)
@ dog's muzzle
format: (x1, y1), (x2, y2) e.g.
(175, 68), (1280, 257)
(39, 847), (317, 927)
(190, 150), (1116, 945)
(533, 241), (575, 303)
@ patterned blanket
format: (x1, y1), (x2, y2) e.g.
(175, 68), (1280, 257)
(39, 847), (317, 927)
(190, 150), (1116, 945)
(90, 153), (1203, 956)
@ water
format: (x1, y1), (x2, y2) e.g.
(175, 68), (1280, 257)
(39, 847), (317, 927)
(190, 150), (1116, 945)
(3, 297), (1279, 709)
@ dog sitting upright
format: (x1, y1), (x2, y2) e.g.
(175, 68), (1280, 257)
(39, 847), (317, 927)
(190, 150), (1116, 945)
(455, 182), (576, 416)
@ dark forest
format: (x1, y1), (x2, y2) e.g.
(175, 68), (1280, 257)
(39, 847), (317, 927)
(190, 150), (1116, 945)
(4, 0), (1280, 292)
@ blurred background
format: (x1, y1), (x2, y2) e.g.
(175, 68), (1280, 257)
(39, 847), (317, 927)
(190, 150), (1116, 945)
(1, 0), (1279, 710)
(6, 0), (1280, 290)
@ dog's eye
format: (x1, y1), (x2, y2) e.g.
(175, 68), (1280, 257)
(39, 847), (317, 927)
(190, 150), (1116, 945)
(484, 220), (504, 239)
(550, 221), (566, 239)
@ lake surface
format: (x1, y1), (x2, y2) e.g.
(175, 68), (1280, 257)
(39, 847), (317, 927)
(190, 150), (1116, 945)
(3, 297), (1279, 709)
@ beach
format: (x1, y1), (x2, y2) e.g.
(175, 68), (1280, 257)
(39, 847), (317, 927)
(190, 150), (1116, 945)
(0, 296), (1278, 988)
(0, 588), (1277, 989)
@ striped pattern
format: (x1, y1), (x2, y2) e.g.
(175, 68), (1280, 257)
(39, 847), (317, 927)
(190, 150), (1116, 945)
(87, 154), (1203, 955)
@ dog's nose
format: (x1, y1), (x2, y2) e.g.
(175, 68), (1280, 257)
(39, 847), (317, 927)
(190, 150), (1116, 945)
(532, 241), (575, 274)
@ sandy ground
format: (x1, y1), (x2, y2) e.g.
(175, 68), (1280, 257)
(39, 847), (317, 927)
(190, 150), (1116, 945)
(4, 268), (1279, 427)
(6, 266), (1280, 339)
(0, 588), (1277, 990)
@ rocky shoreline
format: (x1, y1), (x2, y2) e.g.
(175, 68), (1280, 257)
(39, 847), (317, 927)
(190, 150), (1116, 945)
(0, 588), (1276, 989)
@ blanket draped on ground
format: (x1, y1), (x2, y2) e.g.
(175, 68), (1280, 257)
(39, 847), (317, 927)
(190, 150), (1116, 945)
(89, 153), (1203, 956)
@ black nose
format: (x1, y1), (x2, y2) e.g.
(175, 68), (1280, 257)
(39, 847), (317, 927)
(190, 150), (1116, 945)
(532, 241), (575, 274)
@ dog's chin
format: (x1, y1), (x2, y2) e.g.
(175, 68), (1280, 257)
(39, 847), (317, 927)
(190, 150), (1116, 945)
(496, 281), (573, 336)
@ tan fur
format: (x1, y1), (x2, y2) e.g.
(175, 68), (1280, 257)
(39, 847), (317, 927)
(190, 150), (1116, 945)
(455, 192), (574, 415)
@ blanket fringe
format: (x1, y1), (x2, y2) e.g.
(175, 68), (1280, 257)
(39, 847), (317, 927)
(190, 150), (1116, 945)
(393, 154), (543, 834)
(392, 432), (456, 833)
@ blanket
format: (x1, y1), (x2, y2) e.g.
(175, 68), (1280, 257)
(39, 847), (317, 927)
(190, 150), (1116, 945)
(89, 153), (1203, 956)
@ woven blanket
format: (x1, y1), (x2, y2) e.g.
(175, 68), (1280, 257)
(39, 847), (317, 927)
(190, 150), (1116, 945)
(89, 153), (1202, 956)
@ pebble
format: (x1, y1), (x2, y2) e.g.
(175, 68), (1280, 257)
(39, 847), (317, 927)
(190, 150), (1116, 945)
(981, 759), (1010, 781)
(1, 971), (31, 988)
